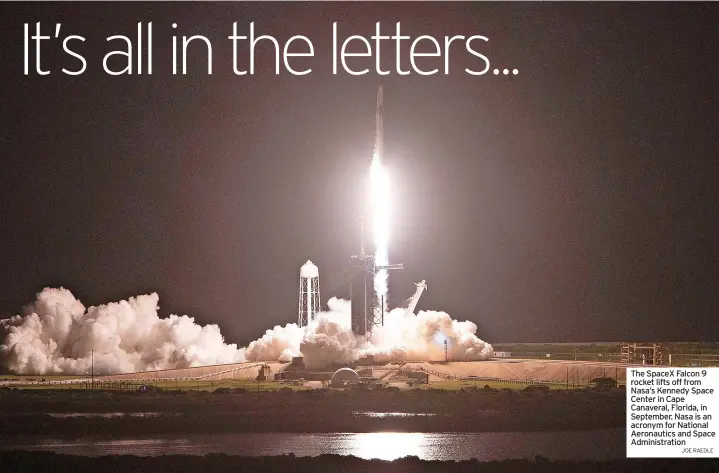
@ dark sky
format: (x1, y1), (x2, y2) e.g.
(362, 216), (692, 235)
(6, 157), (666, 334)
(1, 3), (717, 344)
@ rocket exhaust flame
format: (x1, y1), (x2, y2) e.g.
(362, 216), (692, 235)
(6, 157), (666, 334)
(371, 85), (390, 310)
(370, 152), (390, 303)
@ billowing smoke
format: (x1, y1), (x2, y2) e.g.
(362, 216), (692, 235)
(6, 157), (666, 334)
(1, 288), (492, 374)
(0, 288), (246, 374)
(243, 322), (304, 363)
(299, 297), (494, 368)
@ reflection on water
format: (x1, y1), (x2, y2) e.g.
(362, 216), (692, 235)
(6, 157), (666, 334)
(350, 432), (426, 460)
(353, 412), (437, 418)
(0, 429), (624, 461)
(47, 412), (163, 419)
(8, 412), (166, 419)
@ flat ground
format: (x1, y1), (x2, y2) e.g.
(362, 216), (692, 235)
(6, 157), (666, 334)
(103, 358), (632, 385)
(0, 359), (630, 444)
(1, 358), (632, 391)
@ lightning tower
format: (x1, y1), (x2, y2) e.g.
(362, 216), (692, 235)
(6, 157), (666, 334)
(298, 260), (320, 327)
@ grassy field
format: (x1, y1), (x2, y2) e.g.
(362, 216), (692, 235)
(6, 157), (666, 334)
(148, 379), (312, 391)
(5, 376), (597, 392)
(5, 376), (592, 392)
(492, 342), (719, 366)
(6, 378), (578, 392)
(0, 374), (83, 381)
(420, 379), (581, 391)
(4, 378), (312, 392)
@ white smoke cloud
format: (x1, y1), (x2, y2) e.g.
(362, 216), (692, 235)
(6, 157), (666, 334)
(0, 288), (246, 374)
(301, 298), (493, 368)
(300, 298), (369, 368)
(1, 288), (493, 375)
(243, 323), (304, 363)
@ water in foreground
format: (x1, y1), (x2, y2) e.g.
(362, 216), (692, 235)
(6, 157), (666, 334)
(0, 429), (623, 461)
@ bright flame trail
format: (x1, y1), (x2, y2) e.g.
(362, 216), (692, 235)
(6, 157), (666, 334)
(370, 152), (390, 308)
(371, 86), (390, 313)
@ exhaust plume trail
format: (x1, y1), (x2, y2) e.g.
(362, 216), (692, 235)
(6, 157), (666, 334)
(371, 152), (390, 304)
(371, 84), (390, 310)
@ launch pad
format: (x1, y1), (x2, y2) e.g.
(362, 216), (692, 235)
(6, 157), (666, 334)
(349, 248), (403, 336)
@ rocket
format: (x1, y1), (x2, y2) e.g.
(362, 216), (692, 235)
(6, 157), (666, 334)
(374, 85), (384, 160)
(370, 85), (402, 275)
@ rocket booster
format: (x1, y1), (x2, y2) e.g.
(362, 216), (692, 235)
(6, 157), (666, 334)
(374, 85), (383, 159)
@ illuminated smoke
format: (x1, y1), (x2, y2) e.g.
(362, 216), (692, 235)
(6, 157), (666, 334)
(0, 287), (246, 374)
(301, 297), (493, 368)
(251, 297), (493, 369)
(1, 289), (493, 374)
(244, 322), (303, 363)
(299, 298), (367, 367)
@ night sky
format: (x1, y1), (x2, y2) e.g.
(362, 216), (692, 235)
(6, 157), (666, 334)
(1, 3), (717, 345)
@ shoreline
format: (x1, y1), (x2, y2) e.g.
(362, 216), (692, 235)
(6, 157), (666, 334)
(0, 451), (716, 473)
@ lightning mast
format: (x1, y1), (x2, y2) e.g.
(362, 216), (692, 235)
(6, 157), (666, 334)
(298, 260), (320, 327)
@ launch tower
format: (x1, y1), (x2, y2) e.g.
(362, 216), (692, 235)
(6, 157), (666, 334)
(350, 86), (404, 336)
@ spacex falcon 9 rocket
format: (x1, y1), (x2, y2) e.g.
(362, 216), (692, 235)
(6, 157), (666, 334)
(350, 86), (404, 336)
